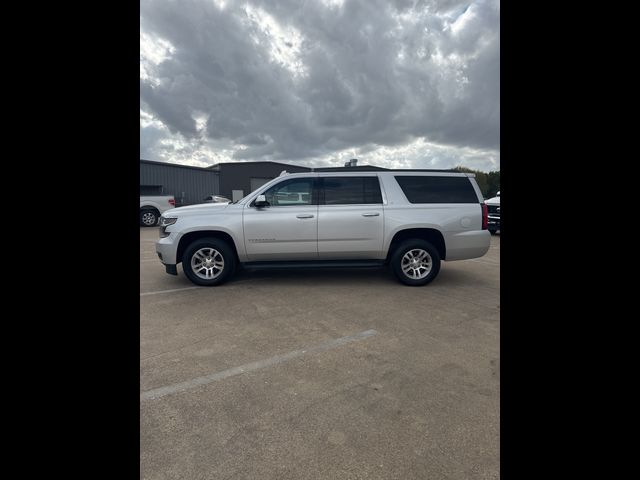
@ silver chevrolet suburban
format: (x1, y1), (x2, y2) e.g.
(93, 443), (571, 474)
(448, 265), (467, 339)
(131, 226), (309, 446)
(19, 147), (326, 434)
(155, 171), (491, 286)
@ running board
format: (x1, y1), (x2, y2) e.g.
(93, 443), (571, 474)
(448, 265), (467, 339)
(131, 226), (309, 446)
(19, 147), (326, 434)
(242, 260), (386, 269)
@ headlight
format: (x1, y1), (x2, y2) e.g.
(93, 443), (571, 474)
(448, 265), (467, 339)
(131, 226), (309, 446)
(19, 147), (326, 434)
(159, 217), (178, 238)
(160, 217), (178, 227)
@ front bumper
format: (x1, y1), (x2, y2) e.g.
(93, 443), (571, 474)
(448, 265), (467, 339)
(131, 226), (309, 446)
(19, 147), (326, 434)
(156, 232), (180, 275)
(164, 263), (178, 275)
(488, 216), (500, 230)
(155, 250), (178, 275)
(156, 234), (179, 265)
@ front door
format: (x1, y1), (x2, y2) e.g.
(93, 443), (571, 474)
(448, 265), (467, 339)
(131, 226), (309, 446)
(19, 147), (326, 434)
(243, 177), (318, 261)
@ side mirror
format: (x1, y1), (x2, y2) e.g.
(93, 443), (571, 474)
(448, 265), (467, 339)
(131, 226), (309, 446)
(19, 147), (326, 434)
(496, 191), (500, 197)
(254, 194), (269, 208)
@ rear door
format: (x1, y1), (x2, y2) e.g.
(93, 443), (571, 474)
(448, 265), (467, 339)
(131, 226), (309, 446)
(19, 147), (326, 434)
(243, 177), (319, 261)
(317, 175), (385, 259)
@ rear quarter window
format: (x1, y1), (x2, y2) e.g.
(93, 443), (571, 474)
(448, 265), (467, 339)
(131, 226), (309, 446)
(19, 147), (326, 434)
(394, 176), (479, 204)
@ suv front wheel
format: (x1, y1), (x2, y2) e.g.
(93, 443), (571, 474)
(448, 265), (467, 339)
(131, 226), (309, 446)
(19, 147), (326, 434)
(391, 240), (441, 286)
(182, 238), (236, 286)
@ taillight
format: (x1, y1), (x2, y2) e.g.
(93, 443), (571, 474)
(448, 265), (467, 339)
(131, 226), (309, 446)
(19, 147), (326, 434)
(481, 203), (488, 230)
(168, 199), (175, 206)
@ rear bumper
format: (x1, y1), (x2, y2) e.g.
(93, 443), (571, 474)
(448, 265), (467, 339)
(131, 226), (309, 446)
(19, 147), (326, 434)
(446, 230), (491, 261)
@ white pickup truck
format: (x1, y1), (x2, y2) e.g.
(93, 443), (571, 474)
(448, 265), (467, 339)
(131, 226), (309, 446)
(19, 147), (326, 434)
(140, 196), (175, 227)
(155, 171), (491, 286)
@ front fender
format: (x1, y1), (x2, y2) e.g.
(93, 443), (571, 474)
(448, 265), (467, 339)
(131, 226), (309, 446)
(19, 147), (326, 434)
(167, 214), (247, 261)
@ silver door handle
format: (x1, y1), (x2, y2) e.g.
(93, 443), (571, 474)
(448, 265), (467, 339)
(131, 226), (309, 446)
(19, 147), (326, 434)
(296, 214), (314, 219)
(362, 213), (380, 217)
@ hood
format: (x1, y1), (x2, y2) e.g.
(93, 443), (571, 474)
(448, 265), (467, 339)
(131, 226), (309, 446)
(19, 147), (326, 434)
(163, 202), (231, 217)
(485, 196), (500, 205)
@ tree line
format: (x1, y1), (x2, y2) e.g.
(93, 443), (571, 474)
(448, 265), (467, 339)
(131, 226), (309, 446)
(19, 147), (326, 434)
(452, 166), (500, 199)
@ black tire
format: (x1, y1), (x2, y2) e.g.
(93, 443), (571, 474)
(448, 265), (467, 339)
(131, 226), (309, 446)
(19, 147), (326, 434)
(391, 240), (441, 286)
(140, 209), (159, 227)
(182, 238), (236, 286)
(489, 229), (498, 235)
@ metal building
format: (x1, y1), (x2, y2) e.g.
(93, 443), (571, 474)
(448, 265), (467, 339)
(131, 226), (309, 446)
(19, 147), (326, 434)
(208, 161), (312, 202)
(140, 159), (220, 207)
(140, 158), (395, 207)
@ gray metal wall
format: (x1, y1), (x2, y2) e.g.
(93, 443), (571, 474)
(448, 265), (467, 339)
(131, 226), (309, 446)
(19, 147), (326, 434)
(140, 161), (220, 206)
(215, 162), (311, 199)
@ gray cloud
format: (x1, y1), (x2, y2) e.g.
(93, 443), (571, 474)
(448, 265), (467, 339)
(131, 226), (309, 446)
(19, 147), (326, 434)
(140, 0), (499, 171)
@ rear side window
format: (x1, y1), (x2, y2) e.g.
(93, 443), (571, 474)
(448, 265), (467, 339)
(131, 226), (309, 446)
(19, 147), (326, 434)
(322, 177), (383, 205)
(394, 176), (479, 203)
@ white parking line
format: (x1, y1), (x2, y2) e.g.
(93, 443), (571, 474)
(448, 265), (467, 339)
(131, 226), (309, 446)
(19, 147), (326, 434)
(140, 329), (379, 401)
(140, 287), (201, 296)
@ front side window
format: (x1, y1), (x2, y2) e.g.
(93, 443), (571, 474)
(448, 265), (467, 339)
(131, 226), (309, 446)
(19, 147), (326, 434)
(321, 176), (383, 205)
(261, 178), (314, 206)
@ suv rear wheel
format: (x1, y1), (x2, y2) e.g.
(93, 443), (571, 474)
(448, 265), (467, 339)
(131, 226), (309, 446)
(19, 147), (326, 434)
(182, 238), (236, 286)
(391, 240), (441, 286)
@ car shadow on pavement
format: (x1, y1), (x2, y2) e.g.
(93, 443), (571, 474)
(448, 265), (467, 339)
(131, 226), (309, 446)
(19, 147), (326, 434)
(228, 266), (397, 286)
(432, 265), (494, 287)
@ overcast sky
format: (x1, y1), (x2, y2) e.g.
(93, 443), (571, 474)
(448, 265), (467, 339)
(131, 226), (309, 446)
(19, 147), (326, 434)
(140, 0), (499, 171)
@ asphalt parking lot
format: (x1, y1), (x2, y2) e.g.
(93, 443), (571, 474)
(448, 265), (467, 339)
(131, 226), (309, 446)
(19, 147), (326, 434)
(140, 227), (500, 480)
